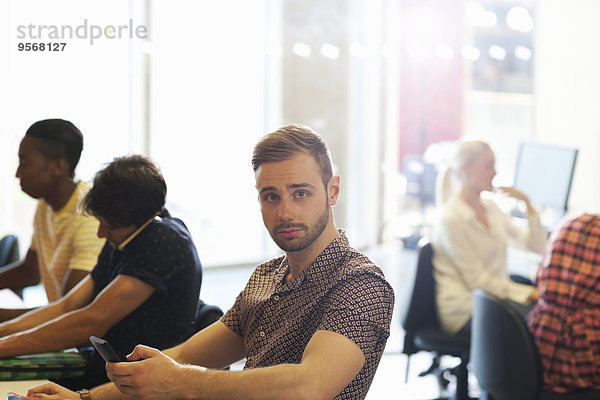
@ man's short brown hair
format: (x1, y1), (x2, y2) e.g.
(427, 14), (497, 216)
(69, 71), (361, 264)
(252, 124), (333, 188)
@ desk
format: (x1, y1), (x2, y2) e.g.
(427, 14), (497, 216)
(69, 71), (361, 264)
(507, 247), (543, 282)
(0, 291), (46, 397)
(0, 379), (48, 396)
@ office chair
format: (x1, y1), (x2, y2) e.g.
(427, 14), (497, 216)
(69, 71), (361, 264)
(401, 242), (471, 400)
(471, 289), (600, 400)
(0, 234), (19, 267)
(194, 300), (224, 331)
(0, 234), (21, 298)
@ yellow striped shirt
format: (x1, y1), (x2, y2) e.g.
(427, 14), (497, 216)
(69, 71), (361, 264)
(30, 181), (104, 302)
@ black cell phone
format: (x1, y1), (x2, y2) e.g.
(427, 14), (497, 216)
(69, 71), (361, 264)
(89, 335), (123, 362)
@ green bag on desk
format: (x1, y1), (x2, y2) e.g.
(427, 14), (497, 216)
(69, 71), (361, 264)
(0, 349), (86, 380)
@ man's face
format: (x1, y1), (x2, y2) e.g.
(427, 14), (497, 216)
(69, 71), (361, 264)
(255, 153), (335, 253)
(15, 136), (58, 199)
(96, 217), (137, 249)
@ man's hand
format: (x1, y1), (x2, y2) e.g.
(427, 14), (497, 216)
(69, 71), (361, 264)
(107, 345), (203, 399)
(26, 381), (79, 399)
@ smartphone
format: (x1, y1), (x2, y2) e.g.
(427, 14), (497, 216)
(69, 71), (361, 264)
(89, 335), (123, 362)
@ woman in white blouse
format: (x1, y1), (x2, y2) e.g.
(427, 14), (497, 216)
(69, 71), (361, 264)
(431, 140), (547, 336)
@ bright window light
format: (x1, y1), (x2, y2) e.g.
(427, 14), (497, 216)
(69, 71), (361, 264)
(462, 44), (481, 61)
(506, 6), (534, 33)
(292, 42), (312, 57)
(349, 42), (369, 59)
(465, 2), (486, 27)
(481, 11), (498, 27)
(514, 45), (532, 61)
(407, 43), (428, 62)
(465, 2), (497, 28)
(489, 44), (507, 60)
(320, 43), (340, 60)
(380, 41), (392, 58)
(435, 44), (455, 60)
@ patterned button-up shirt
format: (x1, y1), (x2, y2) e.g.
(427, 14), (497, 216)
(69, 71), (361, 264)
(528, 214), (600, 393)
(222, 230), (394, 399)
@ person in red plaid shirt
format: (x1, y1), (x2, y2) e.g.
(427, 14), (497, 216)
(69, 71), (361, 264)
(528, 214), (600, 393)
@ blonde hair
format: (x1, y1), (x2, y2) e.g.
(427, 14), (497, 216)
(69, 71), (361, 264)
(436, 140), (491, 205)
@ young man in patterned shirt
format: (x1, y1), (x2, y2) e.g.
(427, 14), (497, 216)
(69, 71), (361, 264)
(0, 119), (104, 321)
(29, 124), (394, 400)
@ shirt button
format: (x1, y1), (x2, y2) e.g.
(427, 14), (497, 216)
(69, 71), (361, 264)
(259, 331), (265, 337)
(273, 295), (280, 301)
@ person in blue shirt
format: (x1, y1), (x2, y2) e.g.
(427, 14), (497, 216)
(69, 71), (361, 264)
(0, 155), (202, 390)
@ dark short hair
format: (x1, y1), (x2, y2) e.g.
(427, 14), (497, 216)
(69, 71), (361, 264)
(82, 155), (167, 228)
(25, 119), (84, 179)
(252, 124), (333, 188)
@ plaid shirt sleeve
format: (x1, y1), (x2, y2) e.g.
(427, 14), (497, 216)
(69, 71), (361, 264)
(527, 214), (600, 393)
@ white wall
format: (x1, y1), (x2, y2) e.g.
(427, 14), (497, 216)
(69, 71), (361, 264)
(534, 0), (600, 214)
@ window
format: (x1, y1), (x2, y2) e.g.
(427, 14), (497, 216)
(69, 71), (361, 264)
(1, 0), (398, 267)
(0, 0), (133, 253)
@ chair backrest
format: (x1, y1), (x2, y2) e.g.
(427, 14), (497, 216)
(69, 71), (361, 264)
(194, 300), (224, 332)
(471, 289), (542, 400)
(401, 242), (440, 333)
(0, 235), (19, 267)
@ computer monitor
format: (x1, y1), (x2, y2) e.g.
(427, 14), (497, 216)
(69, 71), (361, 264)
(513, 142), (578, 215)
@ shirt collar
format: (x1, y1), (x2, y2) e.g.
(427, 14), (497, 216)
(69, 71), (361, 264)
(452, 195), (488, 220)
(52, 181), (81, 216)
(275, 229), (349, 289)
(118, 216), (161, 250)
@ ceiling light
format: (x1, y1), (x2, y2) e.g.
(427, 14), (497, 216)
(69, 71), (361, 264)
(292, 42), (311, 58)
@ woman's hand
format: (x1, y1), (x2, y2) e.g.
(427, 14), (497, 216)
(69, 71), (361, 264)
(527, 287), (540, 303)
(496, 186), (535, 214)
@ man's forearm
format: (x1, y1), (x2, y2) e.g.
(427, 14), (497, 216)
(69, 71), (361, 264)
(168, 364), (322, 400)
(104, 330), (361, 400)
(0, 301), (65, 337)
(0, 250), (40, 290)
(0, 307), (30, 323)
(0, 307), (101, 357)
